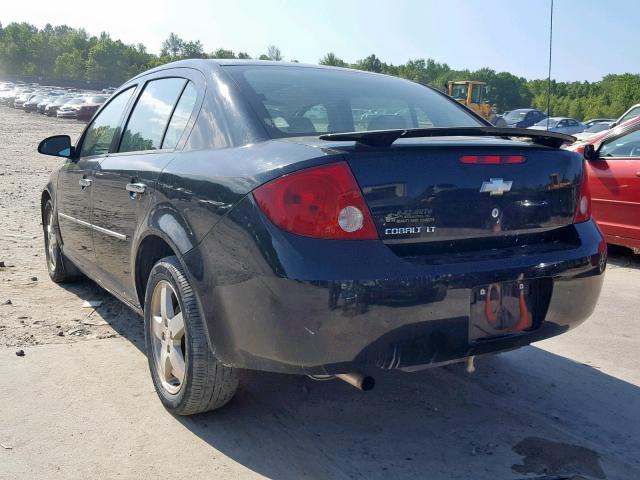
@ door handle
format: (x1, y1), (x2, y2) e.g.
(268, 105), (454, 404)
(636, 171), (640, 177)
(79, 178), (92, 188)
(126, 182), (147, 194)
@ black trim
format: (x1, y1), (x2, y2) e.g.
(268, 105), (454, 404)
(319, 126), (575, 148)
(160, 80), (189, 149)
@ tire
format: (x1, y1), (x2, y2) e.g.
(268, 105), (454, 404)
(144, 256), (238, 415)
(43, 199), (81, 283)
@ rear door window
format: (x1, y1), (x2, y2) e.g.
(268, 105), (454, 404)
(119, 77), (186, 153)
(162, 82), (198, 149)
(79, 87), (135, 157)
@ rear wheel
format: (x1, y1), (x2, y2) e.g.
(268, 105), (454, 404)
(43, 199), (81, 283)
(144, 256), (238, 415)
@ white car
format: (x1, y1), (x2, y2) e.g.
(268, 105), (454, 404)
(529, 117), (585, 135)
(573, 121), (615, 141)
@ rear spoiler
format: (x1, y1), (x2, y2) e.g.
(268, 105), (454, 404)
(318, 127), (575, 149)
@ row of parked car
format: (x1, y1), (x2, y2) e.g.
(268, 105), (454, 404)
(494, 105), (640, 141)
(0, 81), (114, 121)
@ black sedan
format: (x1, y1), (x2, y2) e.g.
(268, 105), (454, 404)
(38, 60), (606, 415)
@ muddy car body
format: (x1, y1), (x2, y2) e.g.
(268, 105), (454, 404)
(38, 60), (606, 415)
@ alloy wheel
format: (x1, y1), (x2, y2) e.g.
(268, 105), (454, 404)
(45, 209), (57, 271)
(149, 280), (186, 395)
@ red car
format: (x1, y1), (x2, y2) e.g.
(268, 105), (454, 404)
(76, 95), (110, 121)
(567, 116), (640, 252)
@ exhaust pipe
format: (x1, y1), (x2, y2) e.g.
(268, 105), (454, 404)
(466, 355), (476, 374)
(336, 372), (375, 391)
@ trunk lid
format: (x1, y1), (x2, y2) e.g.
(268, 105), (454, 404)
(342, 139), (582, 245)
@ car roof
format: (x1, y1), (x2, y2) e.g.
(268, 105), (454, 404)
(127, 58), (401, 84)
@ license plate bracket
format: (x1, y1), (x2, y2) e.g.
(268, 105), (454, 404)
(469, 279), (535, 341)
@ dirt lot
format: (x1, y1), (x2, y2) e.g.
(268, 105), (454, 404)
(1, 105), (639, 480)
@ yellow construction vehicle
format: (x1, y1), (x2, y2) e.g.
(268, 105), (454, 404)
(446, 80), (497, 123)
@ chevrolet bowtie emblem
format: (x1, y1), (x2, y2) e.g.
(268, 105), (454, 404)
(480, 178), (513, 196)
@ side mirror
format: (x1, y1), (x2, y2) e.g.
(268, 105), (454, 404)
(37, 135), (74, 158)
(583, 143), (599, 161)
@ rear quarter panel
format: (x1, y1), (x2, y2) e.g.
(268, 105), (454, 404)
(153, 142), (344, 249)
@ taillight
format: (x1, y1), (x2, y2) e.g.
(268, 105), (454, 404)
(252, 162), (378, 240)
(573, 161), (591, 223)
(460, 155), (526, 164)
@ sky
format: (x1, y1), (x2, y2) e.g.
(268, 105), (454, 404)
(2, 0), (638, 82)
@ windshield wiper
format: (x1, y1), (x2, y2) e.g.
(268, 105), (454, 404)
(318, 127), (575, 148)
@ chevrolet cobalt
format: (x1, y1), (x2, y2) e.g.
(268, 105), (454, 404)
(38, 60), (606, 414)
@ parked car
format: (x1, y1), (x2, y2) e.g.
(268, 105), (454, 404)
(611, 104), (640, 128)
(23, 94), (49, 113)
(583, 118), (615, 129)
(495, 108), (547, 128)
(12, 90), (35, 109)
(56, 96), (87, 119)
(45, 95), (75, 117)
(529, 117), (585, 135)
(567, 116), (640, 154)
(0, 87), (22, 105)
(567, 116), (640, 252)
(37, 60), (605, 415)
(573, 121), (615, 141)
(37, 94), (62, 114)
(0, 87), (19, 105)
(76, 95), (110, 121)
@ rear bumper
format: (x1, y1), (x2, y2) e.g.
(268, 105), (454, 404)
(57, 110), (78, 118)
(184, 196), (606, 374)
(77, 111), (94, 120)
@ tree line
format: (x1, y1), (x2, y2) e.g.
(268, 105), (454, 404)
(1, 21), (639, 119)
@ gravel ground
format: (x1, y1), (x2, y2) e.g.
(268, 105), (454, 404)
(0, 106), (141, 348)
(0, 106), (639, 480)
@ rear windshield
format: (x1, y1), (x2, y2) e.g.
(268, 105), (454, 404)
(504, 110), (529, 121)
(585, 123), (611, 133)
(225, 65), (482, 137)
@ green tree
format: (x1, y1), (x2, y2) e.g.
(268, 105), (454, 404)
(54, 50), (85, 78)
(211, 48), (236, 59)
(160, 32), (184, 58)
(319, 52), (347, 67)
(1, 20), (640, 121)
(353, 54), (384, 73)
(181, 40), (205, 59)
